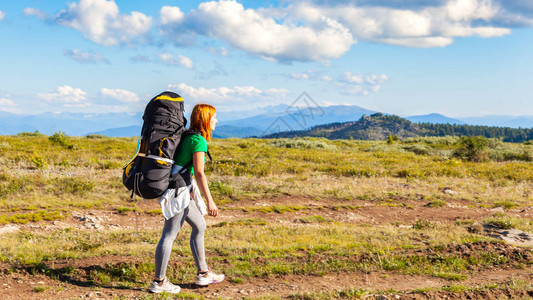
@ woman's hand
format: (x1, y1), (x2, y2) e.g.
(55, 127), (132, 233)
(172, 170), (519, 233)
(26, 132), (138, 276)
(207, 199), (218, 217)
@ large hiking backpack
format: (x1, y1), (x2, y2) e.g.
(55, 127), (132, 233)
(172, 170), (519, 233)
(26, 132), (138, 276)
(122, 91), (187, 199)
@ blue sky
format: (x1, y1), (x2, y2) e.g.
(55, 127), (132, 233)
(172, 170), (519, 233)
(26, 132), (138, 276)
(0, 0), (532, 117)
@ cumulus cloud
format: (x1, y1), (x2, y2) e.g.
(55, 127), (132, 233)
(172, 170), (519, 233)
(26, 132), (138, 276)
(55, 0), (152, 46)
(338, 72), (390, 96)
(169, 83), (289, 107)
(291, 0), (518, 48)
(37, 85), (88, 107)
(100, 88), (140, 102)
(40, 0), (533, 61)
(160, 1), (354, 62)
(158, 53), (194, 68)
(24, 7), (50, 21)
(64, 49), (110, 64)
(0, 10), (5, 21)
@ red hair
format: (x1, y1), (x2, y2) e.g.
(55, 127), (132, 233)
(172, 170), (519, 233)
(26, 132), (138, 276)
(189, 104), (216, 140)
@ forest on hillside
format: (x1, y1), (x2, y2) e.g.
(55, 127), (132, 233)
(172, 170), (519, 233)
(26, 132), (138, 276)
(266, 113), (533, 143)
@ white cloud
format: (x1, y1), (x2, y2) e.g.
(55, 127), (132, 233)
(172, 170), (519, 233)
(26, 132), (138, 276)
(177, 55), (194, 69)
(100, 88), (140, 103)
(24, 7), (50, 21)
(37, 85), (88, 107)
(160, 1), (354, 62)
(291, 0), (518, 48)
(64, 49), (110, 64)
(169, 83), (289, 107)
(291, 73), (310, 80)
(289, 69), (335, 81)
(55, 0), (152, 46)
(339, 72), (390, 96)
(160, 6), (184, 25)
(158, 52), (194, 69)
(0, 97), (17, 113)
(0, 98), (16, 107)
(0, 10), (5, 21)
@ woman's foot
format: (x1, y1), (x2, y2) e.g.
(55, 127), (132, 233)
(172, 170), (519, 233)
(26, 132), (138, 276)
(195, 271), (225, 286)
(149, 277), (181, 294)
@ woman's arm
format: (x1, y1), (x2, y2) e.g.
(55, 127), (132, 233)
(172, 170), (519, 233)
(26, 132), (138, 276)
(192, 151), (218, 217)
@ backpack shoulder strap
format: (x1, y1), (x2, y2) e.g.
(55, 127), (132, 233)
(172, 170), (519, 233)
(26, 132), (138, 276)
(181, 130), (213, 161)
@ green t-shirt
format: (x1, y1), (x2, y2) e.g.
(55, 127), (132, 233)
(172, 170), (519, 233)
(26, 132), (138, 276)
(173, 134), (207, 175)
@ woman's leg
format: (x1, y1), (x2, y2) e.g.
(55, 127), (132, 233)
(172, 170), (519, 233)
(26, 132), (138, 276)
(154, 207), (188, 279)
(185, 200), (208, 272)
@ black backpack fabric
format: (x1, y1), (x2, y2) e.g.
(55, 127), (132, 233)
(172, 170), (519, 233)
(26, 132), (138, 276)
(122, 91), (187, 199)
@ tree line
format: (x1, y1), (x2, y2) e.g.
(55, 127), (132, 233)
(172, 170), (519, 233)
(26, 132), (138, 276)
(418, 123), (533, 143)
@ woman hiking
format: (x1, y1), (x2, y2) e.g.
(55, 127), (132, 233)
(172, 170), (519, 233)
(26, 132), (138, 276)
(149, 103), (224, 294)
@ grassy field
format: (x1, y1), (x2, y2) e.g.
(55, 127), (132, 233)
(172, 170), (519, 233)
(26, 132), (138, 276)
(0, 134), (531, 299)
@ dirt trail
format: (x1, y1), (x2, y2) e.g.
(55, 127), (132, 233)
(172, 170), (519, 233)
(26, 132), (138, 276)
(1, 262), (531, 299)
(1, 196), (532, 299)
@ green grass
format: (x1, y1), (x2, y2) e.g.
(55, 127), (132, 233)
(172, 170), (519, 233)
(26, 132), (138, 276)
(0, 135), (531, 297)
(0, 136), (531, 214)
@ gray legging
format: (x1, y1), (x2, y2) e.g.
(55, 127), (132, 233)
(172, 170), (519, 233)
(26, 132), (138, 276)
(154, 200), (208, 279)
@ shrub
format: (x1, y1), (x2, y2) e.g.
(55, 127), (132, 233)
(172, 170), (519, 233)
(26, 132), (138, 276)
(86, 134), (107, 139)
(454, 136), (489, 162)
(49, 131), (77, 149)
(403, 144), (431, 155)
(18, 130), (45, 137)
(269, 138), (336, 150)
(30, 155), (48, 169)
(386, 134), (399, 144)
(49, 177), (95, 196)
(427, 200), (447, 208)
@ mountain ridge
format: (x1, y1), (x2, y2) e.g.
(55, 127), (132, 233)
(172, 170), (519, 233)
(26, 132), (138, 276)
(0, 105), (531, 137)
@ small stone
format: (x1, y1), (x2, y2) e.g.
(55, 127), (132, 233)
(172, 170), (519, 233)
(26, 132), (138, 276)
(467, 222), (484, 234)
(37, 281), (45, 285)
(443, 188), (458, 195)
(490, 207), (505, 213)
(86, 291), (104, 298)
(0, 225), (20, 236)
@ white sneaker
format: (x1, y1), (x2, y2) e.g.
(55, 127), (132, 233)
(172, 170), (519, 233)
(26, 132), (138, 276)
(149, 277), (181, 294)
(195, 271), (225, 286)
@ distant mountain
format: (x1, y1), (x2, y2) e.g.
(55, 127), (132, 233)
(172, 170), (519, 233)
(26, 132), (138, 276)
(265, 113), (533, 143)
(459, 116), (533, 128)
(0, 111), (142, 136)
(224, 105), (377, 135)
(89, 124), (263, 138)
(1, 106), (531, 138)
(266, 113), (422, 140)
(407, 113), (465, 125)
(88, 125), (141, 137)
(216, 104), (290, 122)
(213, 125), (263, 138)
